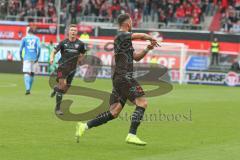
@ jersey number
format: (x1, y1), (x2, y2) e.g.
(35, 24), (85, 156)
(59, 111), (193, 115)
(27, 39), (36, 49)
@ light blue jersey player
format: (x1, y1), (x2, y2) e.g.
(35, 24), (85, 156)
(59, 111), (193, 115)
(19, 28), (41, 95)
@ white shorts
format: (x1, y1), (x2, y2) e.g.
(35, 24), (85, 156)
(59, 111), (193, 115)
(22, 61), (36, 73)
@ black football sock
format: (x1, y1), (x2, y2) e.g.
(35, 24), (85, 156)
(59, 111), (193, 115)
(55, 90), (64, 111)
(87, 111), (114, 129)
(129, 106), (145, 135)
(51, 86), (58, 97)
(54, 86), (58, 92)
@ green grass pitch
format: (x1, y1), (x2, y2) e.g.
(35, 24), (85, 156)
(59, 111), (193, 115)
(0, 73), (239, 160)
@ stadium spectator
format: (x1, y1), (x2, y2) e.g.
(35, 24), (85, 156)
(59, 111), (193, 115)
(221, 0), (228, 11)
(128, 0), (135, 14)
(236, 0), (240, 10)
(0, 1), (7, 19)
(158, 8), (167, 27)
(132, 8), (141, 27)
(165, 4), (174, 22)
(7, 51), (13, 62)
(111, 0), (121, 22)
(69, 1), (77, 23)
(9, 0), (21, 16)
(221, 2), (240, 33)
(60, 6), (67, 24)
(31, 0), (38, 7)
(193, 11), (200, 24)
(142, 0), (150, 22)
(99, 1), (111, 21)
(230, 60), (240, 72)
(80, 0), (90, 16)
(185, 3), (193, 18)
(0, 0), (225, 29)
(36, 4), (45, 17)
(150, 0), (159, 22)
(205, 0), (214, 16)
(175, 5), (186, 24)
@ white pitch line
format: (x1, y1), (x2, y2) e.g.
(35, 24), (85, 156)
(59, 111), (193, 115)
(0, 83), (17, 88)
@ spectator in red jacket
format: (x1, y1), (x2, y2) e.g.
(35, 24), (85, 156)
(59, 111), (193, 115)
(192, 13), (200, 25)
(221, 0), (228, 11)
(132, 8), (142, 27)
(185, 3), (193, 18)
(175, 5), (186, 23)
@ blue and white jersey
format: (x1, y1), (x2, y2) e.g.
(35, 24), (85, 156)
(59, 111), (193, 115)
(20, 34), (41, 61)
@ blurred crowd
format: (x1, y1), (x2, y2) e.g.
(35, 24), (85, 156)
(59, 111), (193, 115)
(0, 0), (239, 31)
(220, 0), (240, 32)
(0, 0), (57, 22)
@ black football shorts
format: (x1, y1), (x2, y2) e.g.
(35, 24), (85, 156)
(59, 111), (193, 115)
(109, 77), (145, 107)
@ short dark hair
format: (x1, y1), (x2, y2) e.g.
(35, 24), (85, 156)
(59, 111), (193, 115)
(28, 28), (34, 34)
(68, 24), (77, 29)
(117, 13), (130, 26)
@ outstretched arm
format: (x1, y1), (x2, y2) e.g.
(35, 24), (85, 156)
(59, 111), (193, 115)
(132, 33), (159, 47)
(131, 33), (154, 41)
(133, 43), (158, 61)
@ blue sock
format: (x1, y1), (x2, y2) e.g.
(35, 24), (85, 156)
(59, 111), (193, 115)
(24, 74), (31, 91)
(29, 76), (34, 90)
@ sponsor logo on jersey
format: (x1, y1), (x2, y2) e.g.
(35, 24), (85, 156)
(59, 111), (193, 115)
(65, 49), (79, 53)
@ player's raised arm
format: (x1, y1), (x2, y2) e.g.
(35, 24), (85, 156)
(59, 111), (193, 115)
(131, 33), (153, 41)
(131, 33), (159, 47)
(133, 44), (155, 61)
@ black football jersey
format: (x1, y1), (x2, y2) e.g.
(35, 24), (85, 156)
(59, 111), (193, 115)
(55, 39), (86, 68)
(113, 31), (135, 79)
